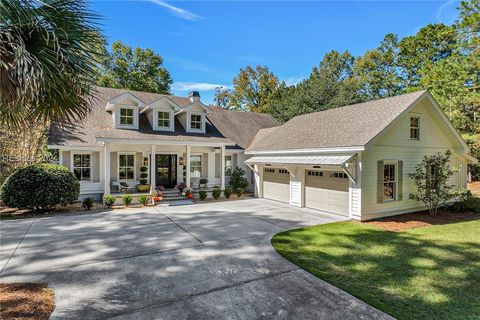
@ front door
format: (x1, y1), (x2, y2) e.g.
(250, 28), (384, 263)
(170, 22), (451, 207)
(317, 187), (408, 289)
(155, 155), (177, 188)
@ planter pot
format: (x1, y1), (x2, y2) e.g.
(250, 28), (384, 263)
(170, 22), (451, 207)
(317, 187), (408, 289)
(136, 184), (150, 192)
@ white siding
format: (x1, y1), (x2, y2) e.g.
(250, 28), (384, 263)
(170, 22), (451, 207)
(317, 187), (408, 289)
(361, 100), (468, 220)
(290, 181), (301, 207)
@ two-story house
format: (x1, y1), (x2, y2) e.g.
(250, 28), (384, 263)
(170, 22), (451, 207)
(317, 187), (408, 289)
(48, 88), (475, 220)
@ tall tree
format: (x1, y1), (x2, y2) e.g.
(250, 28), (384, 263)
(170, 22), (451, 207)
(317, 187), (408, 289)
(96, 40), (172, 94)
(418, 0), (479, 134)
(353, 34), (404, 99)
(398, 24), (457, 90)
(214, 65), (282, 113)
(0, 0), (103, 128)
(271, 50), (363, 122)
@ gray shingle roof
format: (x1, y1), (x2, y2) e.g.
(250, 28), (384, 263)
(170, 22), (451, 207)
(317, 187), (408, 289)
(206, 106), (279, 149)
(48, 86), (278, 148)
(247, 90), (427, 152)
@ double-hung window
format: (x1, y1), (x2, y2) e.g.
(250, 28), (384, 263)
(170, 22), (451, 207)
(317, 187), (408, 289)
(190, 114), (202, 130)
(190, 155), (202, 178)
(120, 108), (134, 126)
(73, 154), (91, 182)
(383, 163), (396, 201)
(157, 111), (170, 129)
(119, 154), (135, 180)
(410, 116), (420, 140)
(225, 155), (233, 174)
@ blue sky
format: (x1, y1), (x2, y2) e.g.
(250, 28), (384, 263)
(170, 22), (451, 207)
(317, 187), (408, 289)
(90, 0), (461, 103)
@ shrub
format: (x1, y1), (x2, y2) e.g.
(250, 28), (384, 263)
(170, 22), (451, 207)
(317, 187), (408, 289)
(235, 188), (244, 198)
(449, 192), (480, 213)
(140, 166), (148, 172)
(229, 167), (249, 192)
(139, 172), (148, 185)
(82, 197), (94, 210)
(175, 182), (186, 192)
(138, 194), (149, 206)
(103, 194), (115, 207)
(212, 188), (222, 200)
(223, 186), (233, 199)
(409, 150), (460, 216)
(0, 163), (80, 211)
(199, 190), (208, 200)
(122, 194), (133, 206)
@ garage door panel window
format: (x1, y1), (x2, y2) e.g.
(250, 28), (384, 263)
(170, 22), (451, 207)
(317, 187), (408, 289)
(332, 172), (348, 179)
(279, 169), (289, 174)
(307, 171), (323, 177)
(264, 168), (275, 173)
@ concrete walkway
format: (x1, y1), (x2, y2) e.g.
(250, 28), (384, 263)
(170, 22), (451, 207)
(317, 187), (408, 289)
(0, 199), (393, 319)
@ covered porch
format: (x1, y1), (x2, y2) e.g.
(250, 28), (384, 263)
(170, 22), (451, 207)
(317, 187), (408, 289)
(55, 139), (249, 199)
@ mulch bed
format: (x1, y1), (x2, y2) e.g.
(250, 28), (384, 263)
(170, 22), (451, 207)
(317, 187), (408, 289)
(0, 283), (55, 320)
(469, 182), (480, 196)
(365, 210), (480, 231)
(0, 203), (107, 220)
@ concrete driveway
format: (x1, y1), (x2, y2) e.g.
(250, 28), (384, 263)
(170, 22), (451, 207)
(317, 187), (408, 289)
(0, 199), (392, 319)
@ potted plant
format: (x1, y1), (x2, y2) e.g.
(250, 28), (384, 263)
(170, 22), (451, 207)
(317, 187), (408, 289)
(184, 187), (193, 199)
(137, 166), (150, 192)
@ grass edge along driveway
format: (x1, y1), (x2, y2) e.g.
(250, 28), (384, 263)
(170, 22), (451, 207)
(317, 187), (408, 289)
(271, 220), (480, 320)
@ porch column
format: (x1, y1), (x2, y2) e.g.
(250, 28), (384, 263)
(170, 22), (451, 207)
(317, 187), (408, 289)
(185, 145), (191, 188)
(150, 144), (156, 194)
(220, 146), (226, 189)
(58, 150), (63, 166)
(103, 143), (111, 196)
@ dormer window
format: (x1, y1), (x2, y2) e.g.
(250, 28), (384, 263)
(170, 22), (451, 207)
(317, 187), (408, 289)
(410, 116), (420, 140)
(158, 111), (171, 128)
(119, 107), (134, 127)
(190, 113), (202, 130)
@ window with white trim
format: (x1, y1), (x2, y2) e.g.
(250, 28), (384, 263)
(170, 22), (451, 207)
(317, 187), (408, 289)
(119, 154), (135, 180)
(383, 164), (396, 201)
(119, 108), (134, 126)
(190, 114), (202, 130)
(157, 111), (171, 128)
(410, 116), (420, 140)
(73, 154), (91, 182)
(190, 155), (202, 178)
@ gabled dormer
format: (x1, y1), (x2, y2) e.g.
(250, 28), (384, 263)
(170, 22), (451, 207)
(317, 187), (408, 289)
(141, 97), (181, 132)
(105, 92), (145, 130)
(176, 91), (212, 134)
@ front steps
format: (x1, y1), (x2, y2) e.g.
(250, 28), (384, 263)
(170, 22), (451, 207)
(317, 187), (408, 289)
(157, 189), (194, 206)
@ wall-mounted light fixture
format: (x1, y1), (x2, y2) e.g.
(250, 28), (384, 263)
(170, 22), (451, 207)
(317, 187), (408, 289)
(179, 157), (184, 165)
(313, 165), (321, 168)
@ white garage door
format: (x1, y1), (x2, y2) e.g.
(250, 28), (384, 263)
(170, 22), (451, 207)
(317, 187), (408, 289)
(305, 170), (349, 216)
(263, 168), (290, 203)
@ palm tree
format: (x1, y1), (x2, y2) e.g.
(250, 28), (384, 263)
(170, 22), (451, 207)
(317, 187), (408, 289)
(0, 0), (103, 128)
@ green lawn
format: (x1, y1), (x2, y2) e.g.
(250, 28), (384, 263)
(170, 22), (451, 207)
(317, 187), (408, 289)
(272, 220), (480, 320)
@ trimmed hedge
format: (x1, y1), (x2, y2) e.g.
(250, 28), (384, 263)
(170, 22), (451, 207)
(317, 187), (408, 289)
(0, 163), (80, 211)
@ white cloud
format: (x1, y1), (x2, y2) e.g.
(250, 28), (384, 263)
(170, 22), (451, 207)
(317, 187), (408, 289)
(172, 82), (230, 91)
(284, 77), (304, 86)
(147, 0), (202, 21)
(435, 0), (457, 22)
